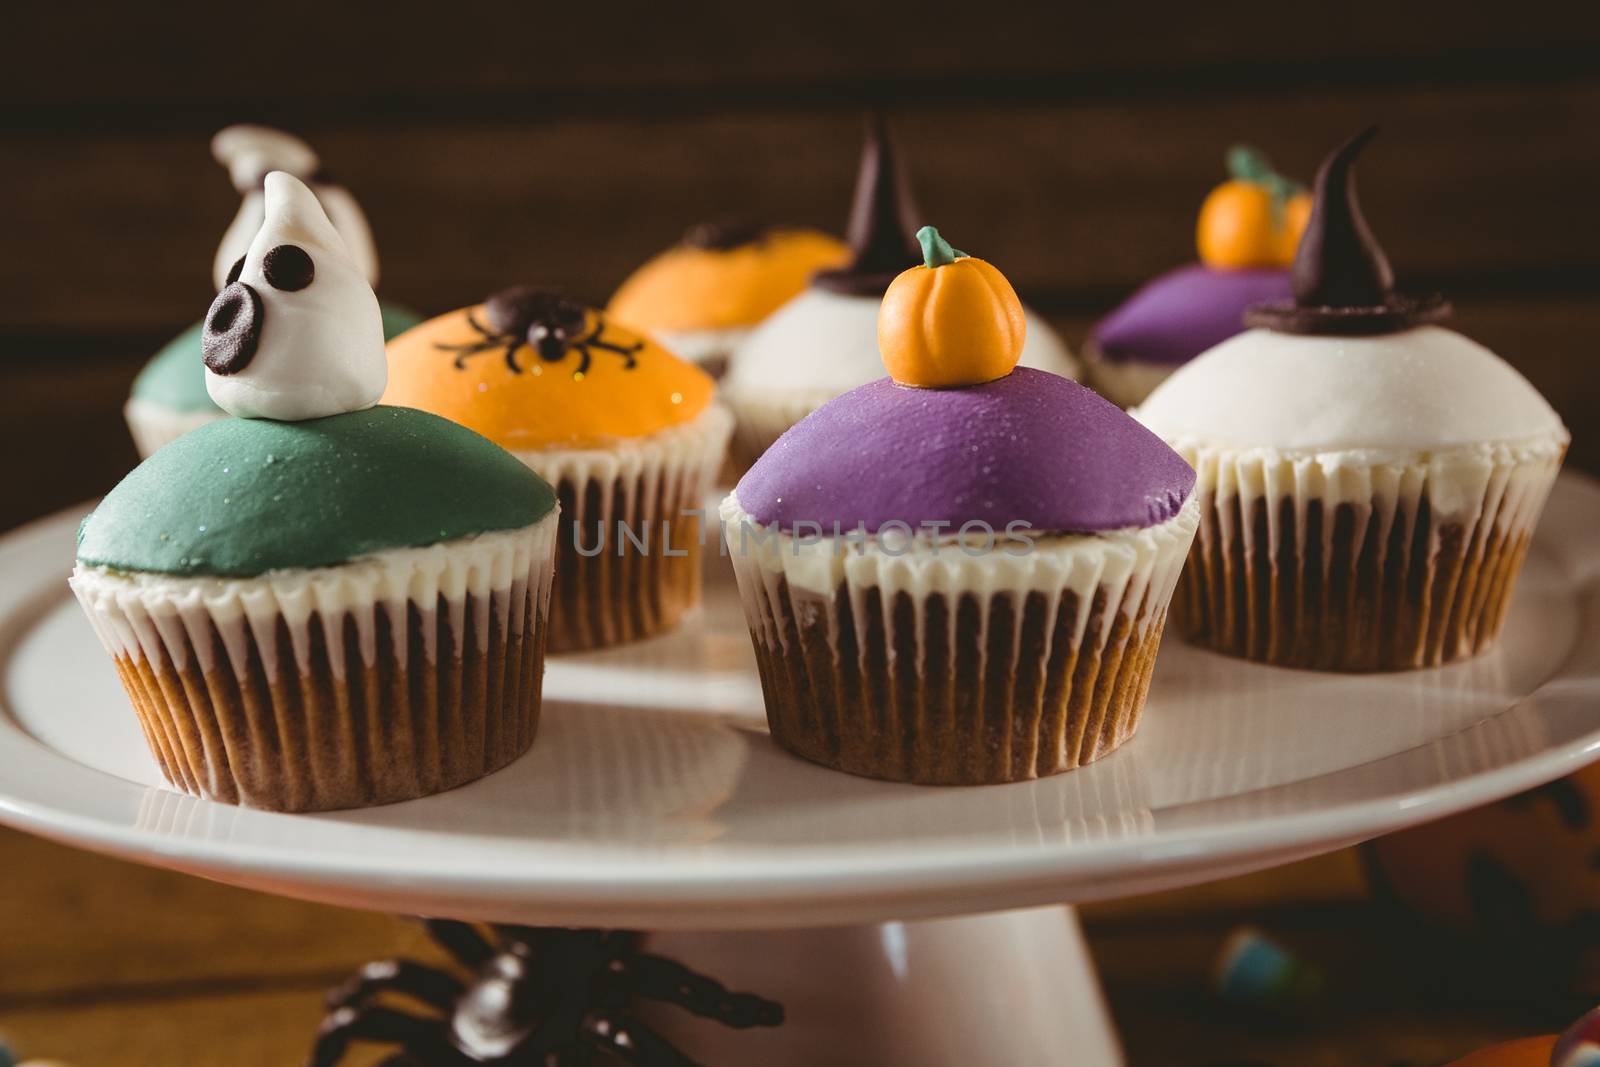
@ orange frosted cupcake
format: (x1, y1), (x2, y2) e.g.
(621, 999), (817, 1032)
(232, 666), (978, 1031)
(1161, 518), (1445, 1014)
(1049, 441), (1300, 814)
(385, 287), (732, 651)
(609, 222), (848, 377)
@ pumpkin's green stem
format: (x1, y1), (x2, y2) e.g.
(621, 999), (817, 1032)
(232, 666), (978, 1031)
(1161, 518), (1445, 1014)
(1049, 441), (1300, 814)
(917, 225), (966, 268)
(1227, 144), (1274, 183)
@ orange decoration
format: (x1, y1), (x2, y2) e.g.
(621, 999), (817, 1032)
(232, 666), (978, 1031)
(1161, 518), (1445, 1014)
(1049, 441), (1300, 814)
(1445, 1036), (1556, 1066)
(384, 293), (714, 451)
(1196, 145), (1310, 270)
(878, 226), (1025, 389)
(1276, 190), (1314, 266)
(608, 228), (848, 333)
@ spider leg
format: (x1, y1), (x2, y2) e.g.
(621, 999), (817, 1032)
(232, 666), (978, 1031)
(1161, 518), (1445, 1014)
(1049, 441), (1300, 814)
(626, 954), (784, 1029)
(502, 341), (526, 373)
(423, 919), (498, 971)
(326, 958), (466, 1013)
(584, 1011), (700, 1067)
(464, 310), (499, 342)
(305, 1004), (454, 1067)
(570, 342), (593, 378)
(590, 337), (643, 369)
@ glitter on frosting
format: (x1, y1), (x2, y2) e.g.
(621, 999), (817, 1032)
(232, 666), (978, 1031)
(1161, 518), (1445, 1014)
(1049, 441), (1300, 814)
(736, 368), (1195, 534)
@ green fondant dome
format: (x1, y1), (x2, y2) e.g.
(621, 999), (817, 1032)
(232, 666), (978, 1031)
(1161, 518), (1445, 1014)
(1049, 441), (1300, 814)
(130, 302), (423, 413)
(78, 406), (556, 577)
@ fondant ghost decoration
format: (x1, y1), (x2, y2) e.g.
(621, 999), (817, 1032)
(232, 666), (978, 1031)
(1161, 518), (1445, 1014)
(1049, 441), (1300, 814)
(210, 125), (379, 290)
(202, 172), (386, 421)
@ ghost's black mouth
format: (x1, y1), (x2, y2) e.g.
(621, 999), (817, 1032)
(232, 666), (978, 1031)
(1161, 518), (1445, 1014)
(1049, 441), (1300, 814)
(202, 282), (264, 375)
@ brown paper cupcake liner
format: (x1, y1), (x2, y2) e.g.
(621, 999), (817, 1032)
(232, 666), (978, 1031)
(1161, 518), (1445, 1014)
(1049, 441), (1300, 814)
(1174, 441), (1564, 671)
(520, 405), (732, 652)
(71, 520), (557, 811)
(722, 495), (1198, 785)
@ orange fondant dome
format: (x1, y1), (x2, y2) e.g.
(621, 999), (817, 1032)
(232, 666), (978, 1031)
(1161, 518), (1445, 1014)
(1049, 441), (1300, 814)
(384, 287), (714, 451)
(608, 225), (848, 333)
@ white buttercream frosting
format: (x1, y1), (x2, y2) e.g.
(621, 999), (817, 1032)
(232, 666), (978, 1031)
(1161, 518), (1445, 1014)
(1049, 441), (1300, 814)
(724, 286), (1079, 401)
(70, 515), (558, 680)
(720, 491), (1199, 644)
(1134, 326), (1567, 455)
(211, 125), (379, 289)
(205, 172), (387, 421)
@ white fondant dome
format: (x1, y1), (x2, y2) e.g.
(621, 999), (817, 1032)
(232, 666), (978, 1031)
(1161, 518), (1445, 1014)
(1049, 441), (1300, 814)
(1134, 325), (1566, 453)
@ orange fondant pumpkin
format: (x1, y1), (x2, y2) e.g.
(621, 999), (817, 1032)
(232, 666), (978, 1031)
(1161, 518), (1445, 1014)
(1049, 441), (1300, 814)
(1196, 145), (1310, 270)
(878, 226), (1025, 389)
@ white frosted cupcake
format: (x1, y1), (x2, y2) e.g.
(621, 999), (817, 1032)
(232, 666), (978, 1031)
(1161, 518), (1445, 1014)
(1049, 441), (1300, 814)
(1135, 129), (1568, 671)
(722, 116), (1078, 471)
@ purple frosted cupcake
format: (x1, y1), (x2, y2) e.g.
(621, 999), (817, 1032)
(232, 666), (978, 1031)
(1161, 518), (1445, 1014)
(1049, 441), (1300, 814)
(1083, 145), (1307, 407)
(721, 227), (1198, 785)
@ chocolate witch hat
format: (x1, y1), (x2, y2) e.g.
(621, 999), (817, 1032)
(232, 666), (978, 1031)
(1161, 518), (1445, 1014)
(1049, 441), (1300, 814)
(1246, 127), (1450, 335)
(813, 113), (923, 295)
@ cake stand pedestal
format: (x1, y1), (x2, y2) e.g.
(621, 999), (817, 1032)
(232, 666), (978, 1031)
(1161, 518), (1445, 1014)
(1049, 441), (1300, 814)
(3, 474), (1600, 1065)
(643, 907), (1121, 1065)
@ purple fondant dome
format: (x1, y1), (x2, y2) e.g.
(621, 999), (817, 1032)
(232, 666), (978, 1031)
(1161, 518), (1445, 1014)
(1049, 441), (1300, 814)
(1091, 264), (1291, 366)
(735, 368), (1195, 534)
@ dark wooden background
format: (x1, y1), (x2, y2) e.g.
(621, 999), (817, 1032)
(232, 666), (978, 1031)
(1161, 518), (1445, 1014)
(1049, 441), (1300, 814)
(2, 4), (1600, 1063)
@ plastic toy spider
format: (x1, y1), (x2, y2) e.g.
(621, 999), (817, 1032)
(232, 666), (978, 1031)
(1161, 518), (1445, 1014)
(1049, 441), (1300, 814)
(436, 286), (644, 378)
(307, 921), (783, 1067)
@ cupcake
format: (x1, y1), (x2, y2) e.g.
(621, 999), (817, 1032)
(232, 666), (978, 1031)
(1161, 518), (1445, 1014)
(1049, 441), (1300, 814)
(1082, 145), (1308, 407)
(722, 226), (1197, 785)
(124, 125), (422, 457)
(73, 174), (559, 811)
(383, 286), (732, 652)
(722, 116), (1078, 471)
(608, 221), (849, 377)
(1135, 129), (1568, 671)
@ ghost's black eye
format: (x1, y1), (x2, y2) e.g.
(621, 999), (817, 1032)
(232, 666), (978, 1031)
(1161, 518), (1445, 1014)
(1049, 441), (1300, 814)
(224, 255), (245, 285)
(262, 244), (314, 291)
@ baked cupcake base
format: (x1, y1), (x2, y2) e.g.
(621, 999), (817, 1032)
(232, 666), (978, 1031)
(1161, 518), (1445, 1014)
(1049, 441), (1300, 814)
(1174, 439), (1564, 671)
(70, 517), (558, 811)
(721, 494), (1198, 784)
(520, 404), (733, 652)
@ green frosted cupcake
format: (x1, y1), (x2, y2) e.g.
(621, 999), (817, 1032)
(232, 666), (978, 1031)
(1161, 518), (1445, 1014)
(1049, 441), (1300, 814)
(124, 124), (421, 457)
(77, 174), (558, 811)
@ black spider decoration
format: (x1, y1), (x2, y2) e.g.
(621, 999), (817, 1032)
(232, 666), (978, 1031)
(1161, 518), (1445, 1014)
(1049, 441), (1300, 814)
(436, 286), (644, 378)
(306, 920), (783, 1067)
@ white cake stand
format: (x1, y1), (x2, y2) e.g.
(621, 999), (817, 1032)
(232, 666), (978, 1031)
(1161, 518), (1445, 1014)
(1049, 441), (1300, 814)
(4, 475), (1600, 1066)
